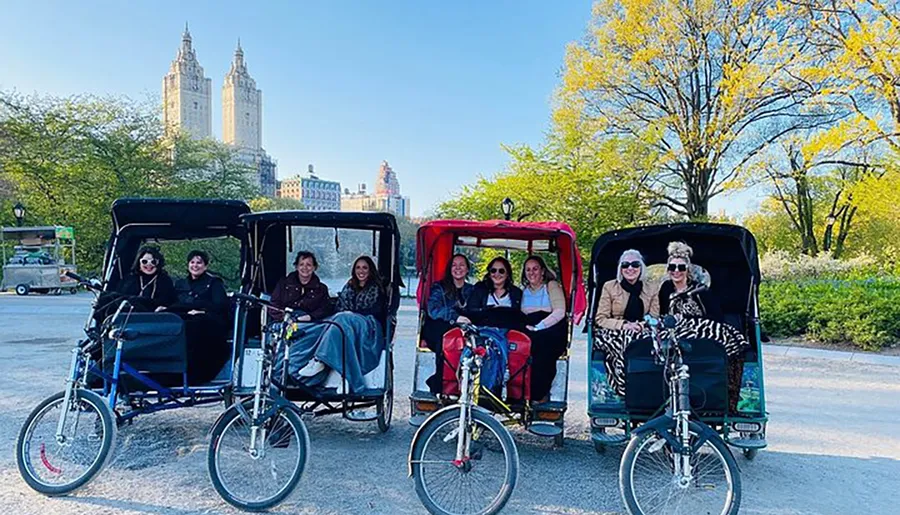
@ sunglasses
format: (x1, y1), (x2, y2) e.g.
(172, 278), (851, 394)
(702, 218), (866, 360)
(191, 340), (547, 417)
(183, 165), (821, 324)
(667, 263), (688, 272)
(489, 267), (507, 275)
(140, 258), (158, 266)
(620, 260), (642, 269)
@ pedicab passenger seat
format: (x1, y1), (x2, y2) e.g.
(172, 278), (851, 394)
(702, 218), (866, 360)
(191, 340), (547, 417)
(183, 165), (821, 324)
(102, 312), (187, 377)
(623, 336), (729, 416)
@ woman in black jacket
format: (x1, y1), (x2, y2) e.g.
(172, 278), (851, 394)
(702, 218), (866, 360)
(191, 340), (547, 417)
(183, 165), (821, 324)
(168, 250), (231, 384)
(464, 256), (524, 329)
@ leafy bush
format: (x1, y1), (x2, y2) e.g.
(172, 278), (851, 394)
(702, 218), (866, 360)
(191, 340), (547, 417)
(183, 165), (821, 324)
(760, 277), (900, 351)
(759, 250), (878, 281)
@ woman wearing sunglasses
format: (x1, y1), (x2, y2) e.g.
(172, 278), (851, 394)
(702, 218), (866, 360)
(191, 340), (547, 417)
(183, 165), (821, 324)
(657, 241), (722, 321)
(117, 245), (177, 311)
(467, 256), (523, 313)
(595, 249), (659, 331)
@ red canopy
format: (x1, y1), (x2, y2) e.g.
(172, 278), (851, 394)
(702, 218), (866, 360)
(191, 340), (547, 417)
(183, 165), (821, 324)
(415, 220), (587, 324)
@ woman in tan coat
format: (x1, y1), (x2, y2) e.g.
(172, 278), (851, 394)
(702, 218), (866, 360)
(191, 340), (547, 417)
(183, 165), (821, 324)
(595, 249), (659, 331)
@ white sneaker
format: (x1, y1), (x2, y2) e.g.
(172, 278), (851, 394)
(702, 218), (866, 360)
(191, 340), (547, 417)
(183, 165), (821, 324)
(297, 359), (326, 378)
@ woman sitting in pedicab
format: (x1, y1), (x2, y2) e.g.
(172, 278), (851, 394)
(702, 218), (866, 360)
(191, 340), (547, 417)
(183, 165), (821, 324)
(595, 249), (659, 331)
(116, 245), (178, 311)
(281, 255), (387, 394)
(520, 255), (568, 402)
(422, 253), (475, 393)
(465, 256), (523, 322)
(269, 251), (332, 322)
(167, 250), (230, 384)
(593, 242), (748, 407)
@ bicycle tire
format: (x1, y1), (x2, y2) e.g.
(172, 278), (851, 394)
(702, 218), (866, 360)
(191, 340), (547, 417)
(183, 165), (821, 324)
(208, 402), (309, 511)
(619, 421), (741, 515)
(411, 407), (518, 515)
(16, 389), (116, 496)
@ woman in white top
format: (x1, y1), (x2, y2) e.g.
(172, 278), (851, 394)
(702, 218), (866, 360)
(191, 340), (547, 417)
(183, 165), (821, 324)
(520, 255), (568, 401)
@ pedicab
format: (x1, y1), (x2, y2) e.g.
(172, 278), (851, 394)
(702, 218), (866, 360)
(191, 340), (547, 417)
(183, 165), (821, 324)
(206, 210), (401, 510)
(15, 198), (250, 496)
(587, 223), (768, 461)
(407, 220), (586, 515)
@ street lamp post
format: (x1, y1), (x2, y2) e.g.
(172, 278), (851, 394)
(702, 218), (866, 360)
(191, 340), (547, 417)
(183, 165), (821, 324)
(500, 198), (514, 258)
(501, 197), (514, 221)
(13, 202), (25, 227)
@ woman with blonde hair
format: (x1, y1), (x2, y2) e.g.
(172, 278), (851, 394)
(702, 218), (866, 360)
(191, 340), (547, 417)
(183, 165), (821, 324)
(595, 249), (659, 331)
(657, 241), (721, 321)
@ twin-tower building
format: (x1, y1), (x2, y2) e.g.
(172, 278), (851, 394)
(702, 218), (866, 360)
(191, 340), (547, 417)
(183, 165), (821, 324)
(162, 25), (276, 197)
(161, 25), (409, 217)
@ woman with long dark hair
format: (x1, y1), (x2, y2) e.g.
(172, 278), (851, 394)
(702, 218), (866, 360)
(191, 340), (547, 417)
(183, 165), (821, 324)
(422, 253), (475, 393)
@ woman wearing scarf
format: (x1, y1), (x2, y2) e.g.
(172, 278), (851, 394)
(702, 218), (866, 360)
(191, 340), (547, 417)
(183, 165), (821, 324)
(595, 249), (658, 330)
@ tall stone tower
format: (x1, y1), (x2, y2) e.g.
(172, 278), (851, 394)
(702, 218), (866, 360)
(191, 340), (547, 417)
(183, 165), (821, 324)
(222, 40), (262, 150)
(162, 24), (212, 139)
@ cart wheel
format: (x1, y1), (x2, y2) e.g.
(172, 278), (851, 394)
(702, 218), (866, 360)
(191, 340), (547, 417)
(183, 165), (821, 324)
(69, 288), (78, 295)
(742, 448), (758, 461)
(376, 357), (393, 433)
(15, 284), (30, 296)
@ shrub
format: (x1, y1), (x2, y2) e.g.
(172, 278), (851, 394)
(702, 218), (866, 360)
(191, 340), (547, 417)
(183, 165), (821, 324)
(760, 277), (900, 351)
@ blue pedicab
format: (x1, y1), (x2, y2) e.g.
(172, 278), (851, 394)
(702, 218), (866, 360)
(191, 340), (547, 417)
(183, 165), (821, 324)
(206, 210), (401, 510)
(15, 198), (250, 495)
(587, 223), (769, 461)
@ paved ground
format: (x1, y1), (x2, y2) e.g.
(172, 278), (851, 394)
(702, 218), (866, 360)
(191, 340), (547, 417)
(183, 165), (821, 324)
(0, 293), (898, 514)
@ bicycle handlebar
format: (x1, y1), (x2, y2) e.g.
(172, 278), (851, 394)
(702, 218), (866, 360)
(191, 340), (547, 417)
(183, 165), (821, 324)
(229, 291), (293, 314)
(64, 271), (103, 292)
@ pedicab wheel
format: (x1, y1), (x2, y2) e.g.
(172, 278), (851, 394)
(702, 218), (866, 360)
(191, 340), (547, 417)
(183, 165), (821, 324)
(742, 448), (758, 461)
(15, 284), (29, 296)
(16, 389), (116, 496)
(208, 401), (309, 511)
(376, 357), (394, 433)
(411, 408), (518, 515)
(619, 424), (741, 515)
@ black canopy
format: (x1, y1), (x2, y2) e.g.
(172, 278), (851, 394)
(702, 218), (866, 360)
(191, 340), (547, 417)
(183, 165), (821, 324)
(588, 223), (760, 320)
(241, 210), (403, 296)
(104, 198), (250, 286)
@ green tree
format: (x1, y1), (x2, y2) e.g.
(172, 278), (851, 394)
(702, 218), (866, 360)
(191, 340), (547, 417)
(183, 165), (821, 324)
(557, 0), (833, 219)
(0, 92), (258, 273)
(439, 134), (657, 264)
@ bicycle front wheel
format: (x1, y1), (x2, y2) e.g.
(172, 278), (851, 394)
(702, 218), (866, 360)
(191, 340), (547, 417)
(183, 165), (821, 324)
(208, 401), (309, 511)
(411, 407), (518, 515)
(16, 389), (116, 495)
(619, 422), (741, 515)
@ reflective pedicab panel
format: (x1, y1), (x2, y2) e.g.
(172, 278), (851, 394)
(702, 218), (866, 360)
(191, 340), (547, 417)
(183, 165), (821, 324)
(408, 220), (586, 515)
(206, 210), (401, 510)
(15, 198), (250, 496)
(587, 223), (768, 514)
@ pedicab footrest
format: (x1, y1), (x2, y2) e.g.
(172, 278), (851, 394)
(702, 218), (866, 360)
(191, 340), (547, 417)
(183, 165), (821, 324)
(592, 430), (628, 445)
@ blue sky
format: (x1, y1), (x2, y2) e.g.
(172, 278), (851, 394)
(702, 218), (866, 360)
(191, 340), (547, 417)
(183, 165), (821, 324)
(0, 1), (750, 218)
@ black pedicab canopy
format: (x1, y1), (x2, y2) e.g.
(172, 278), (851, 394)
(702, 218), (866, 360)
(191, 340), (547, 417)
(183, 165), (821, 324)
(240, 210), (403, 301)
(588, 223), (761, 322)
(105, 198), (250, 287)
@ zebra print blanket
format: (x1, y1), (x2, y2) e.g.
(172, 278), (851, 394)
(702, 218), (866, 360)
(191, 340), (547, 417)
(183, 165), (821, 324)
(593, 317), (749, 397)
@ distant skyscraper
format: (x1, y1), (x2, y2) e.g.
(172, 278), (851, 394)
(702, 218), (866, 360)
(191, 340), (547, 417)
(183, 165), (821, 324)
(222, 40), (262, 150)
(162, 24), (212, 139)
(340, 161), (410, 217)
